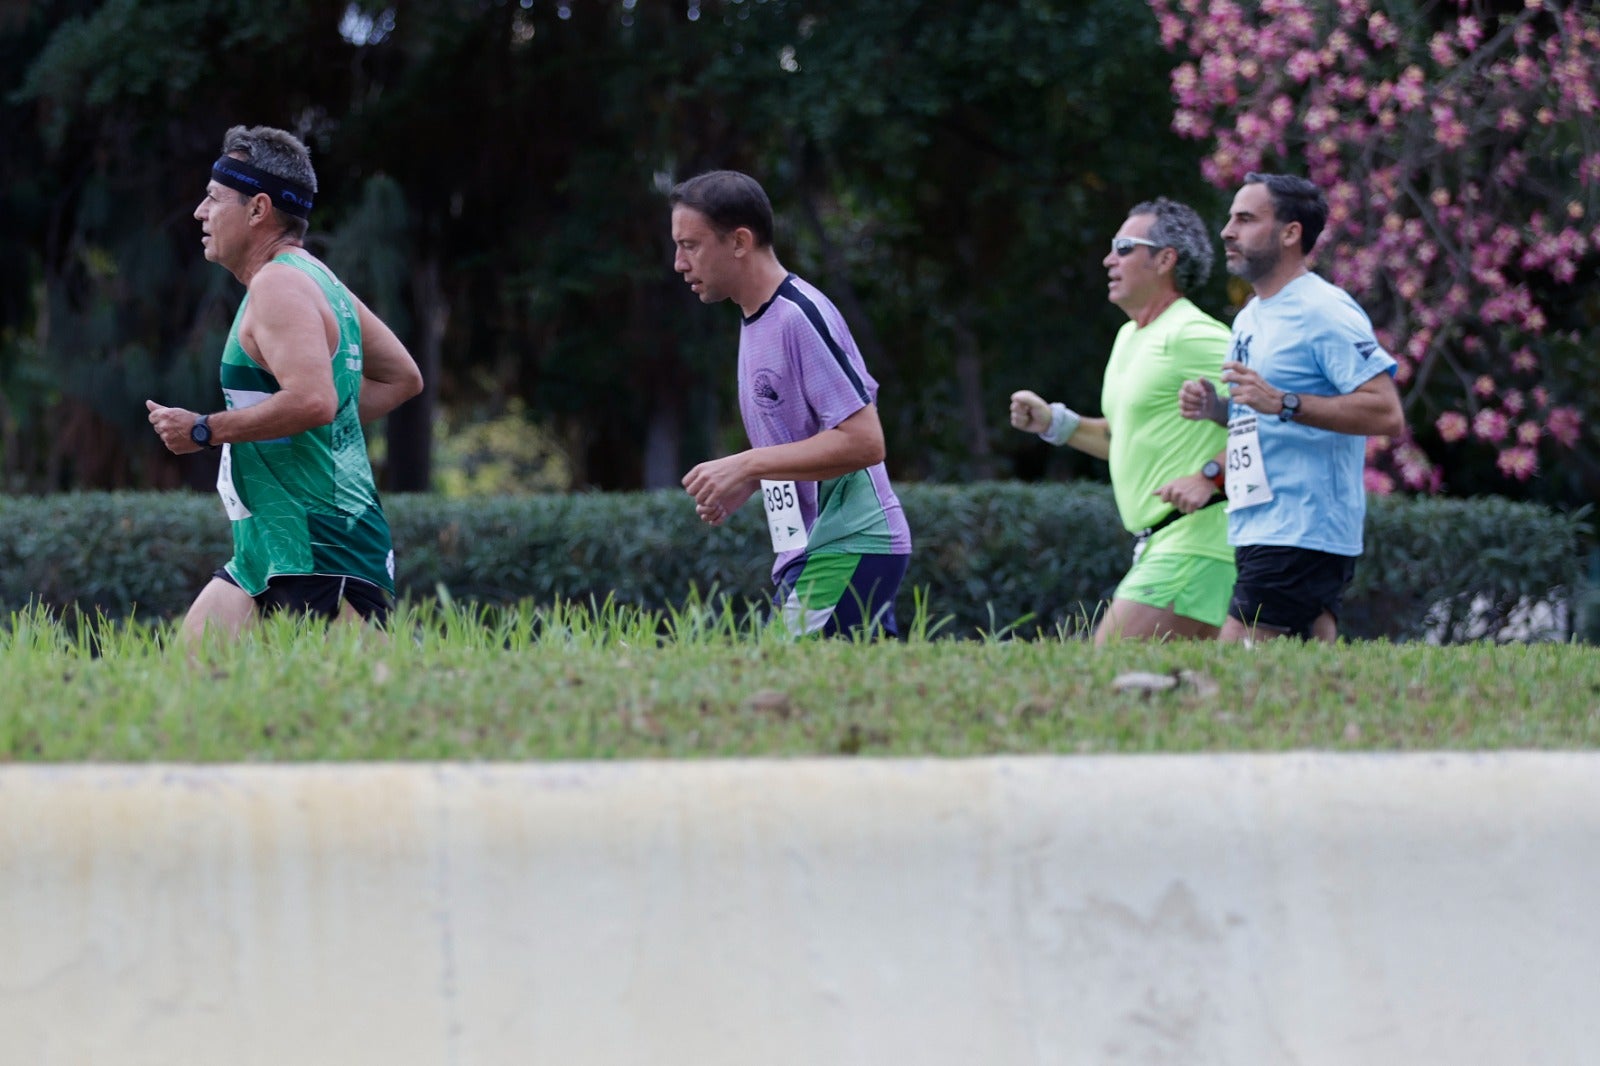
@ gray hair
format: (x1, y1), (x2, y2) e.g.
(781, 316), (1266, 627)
(1127, 197), (1214, 294)
(220, 125), (317, 238)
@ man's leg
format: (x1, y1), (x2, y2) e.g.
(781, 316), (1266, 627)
(1096, 551), (1232, 645)
(179, 577), (258, 646)
(1219, 614), (1289, 643)
(1094, 599), (1219, 645)
(1309, 609), (1338, 643)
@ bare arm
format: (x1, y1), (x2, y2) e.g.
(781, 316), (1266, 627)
(147, 266), (338, 453)
(1221, 360), (1404, 437)
(1007, 389), (1110, 460)
(682, 404), (886, 510)
(355, 296), (424, 423)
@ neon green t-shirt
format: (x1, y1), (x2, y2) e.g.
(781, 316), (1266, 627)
(1100, 297), (1231, 562)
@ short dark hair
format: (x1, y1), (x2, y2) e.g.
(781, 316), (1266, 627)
(1243, 172), (1327, 254)
(668, 170), (774, 247)
(1127, 197), (1214, 294)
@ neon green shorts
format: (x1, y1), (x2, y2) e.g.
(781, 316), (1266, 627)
(1113, 550), (1236, 628)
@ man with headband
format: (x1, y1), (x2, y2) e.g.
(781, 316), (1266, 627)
(146, 125), (423, 643)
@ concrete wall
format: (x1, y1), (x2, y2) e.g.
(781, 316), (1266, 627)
(2, 755), (1596, 1065)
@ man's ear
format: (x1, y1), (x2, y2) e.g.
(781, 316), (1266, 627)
(1281, 220), (1302, 250)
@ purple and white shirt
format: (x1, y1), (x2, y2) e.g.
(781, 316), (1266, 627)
(739, 274), (912, 581)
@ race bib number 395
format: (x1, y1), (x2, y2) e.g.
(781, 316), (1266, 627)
(760, 479), (808, 553)
(1225, 414), (1274, 512)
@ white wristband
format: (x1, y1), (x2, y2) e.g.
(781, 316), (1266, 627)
(1039, 402), (1082, 446)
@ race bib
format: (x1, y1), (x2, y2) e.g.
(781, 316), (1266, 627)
(216, 444), (253, 521)
(1225, 413), (1274, 511)
(760, 479), (807, 553)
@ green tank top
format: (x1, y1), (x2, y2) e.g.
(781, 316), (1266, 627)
(216, 253), (395, 596)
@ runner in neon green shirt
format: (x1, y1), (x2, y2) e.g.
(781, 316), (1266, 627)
(1009, 198), (1233, 643)
(147, 125), (423, 644)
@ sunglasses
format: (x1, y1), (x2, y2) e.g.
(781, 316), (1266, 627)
(1110, 236), (1163, 257)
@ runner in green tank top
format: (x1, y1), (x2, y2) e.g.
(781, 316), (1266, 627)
(146, 125), (423, 645)
(1008, 197), (1234, 644)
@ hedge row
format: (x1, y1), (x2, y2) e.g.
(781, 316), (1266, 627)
(0, 485), (1587, 641)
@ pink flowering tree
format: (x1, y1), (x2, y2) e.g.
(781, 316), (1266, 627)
(1149, 0), (1599, 495)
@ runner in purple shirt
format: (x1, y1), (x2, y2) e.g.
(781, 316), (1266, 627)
(671, 170), (912, 637)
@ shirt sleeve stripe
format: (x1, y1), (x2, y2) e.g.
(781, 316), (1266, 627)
(779, 278), (871, 407)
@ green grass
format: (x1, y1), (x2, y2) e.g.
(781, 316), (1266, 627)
(2, 600), (1597, 761)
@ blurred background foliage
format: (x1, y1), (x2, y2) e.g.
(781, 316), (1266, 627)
(0, 0), (1593, 515)
(0, 0), (1229, 497)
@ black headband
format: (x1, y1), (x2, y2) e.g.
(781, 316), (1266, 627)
(211, 155), (315, 220)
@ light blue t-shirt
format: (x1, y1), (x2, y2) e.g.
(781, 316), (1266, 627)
(1224, 272), (1397, 556)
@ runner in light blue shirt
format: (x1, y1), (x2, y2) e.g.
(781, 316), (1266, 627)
(1224, 270), (1397, 557)
(1177, 173), (1403, 644)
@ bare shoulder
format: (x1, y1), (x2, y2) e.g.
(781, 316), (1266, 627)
(247, 257), (323, 307)
(238, 257), (335, 368)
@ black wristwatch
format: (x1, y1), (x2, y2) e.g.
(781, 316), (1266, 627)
(1278, 392), (1301, 422)
(190, 413), (216, 448)
(1201, 459), (1225, 490)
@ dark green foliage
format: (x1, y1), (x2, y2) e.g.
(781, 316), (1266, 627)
(0, 487), (1584, 642)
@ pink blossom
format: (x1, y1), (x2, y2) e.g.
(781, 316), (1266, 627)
(1436, 411), (1469, 442)
(1546, 407), (1583, 447)
(1364, 468), (1396, 494)
(1154, 0), (1600, 492)
(1393, 65), (1426, 110)
(1367, 11), (1398, 48)
(1286, 49), (1320, 82)
(1473, 408), (1509, 442)
(1429, 33), (1456, 68)
(1159, 13), (1185, 47)
(1496, 447), (1538, 481)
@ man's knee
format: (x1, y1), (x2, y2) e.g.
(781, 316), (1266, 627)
(180, 578), (257, 644)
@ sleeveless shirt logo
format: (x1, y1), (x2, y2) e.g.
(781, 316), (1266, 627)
(1231, 332), (1253, 366)
(752, 368), (783, 409)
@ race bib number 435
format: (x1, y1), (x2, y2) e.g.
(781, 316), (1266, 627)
(761, 479), (808, 553)
(1225, 414), (1274, 511)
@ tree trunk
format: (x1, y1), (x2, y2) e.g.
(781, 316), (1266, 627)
(952, 321), (994, 481)
(642, 401), (682, 490)
(385, 257), (446, 492)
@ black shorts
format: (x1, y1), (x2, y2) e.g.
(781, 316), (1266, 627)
(1229, 545), (1357, 639)
(214, 569), (392, 625)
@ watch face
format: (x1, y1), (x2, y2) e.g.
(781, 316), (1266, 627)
(191, 419), (210, 444)
(1202, 460), (1222, 479)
